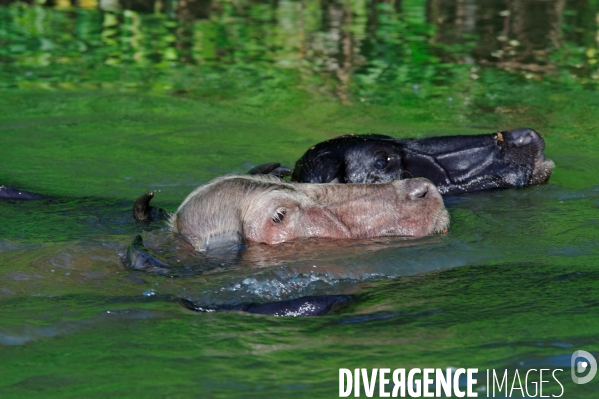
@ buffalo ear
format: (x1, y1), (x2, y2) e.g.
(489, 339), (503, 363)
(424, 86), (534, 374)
(269, 166), (292, 178)
(133, 192), (154, 221)
(248, 162), (281, 175)
(248, 162), (292, 178)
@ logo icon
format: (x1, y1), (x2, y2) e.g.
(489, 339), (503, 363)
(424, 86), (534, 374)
(571, 350), (597, 384)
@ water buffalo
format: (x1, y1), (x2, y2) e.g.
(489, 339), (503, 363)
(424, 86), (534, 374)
(291, 128), (554, 195)
(127, 175), (449, 316)
(170, 174), (449, 252)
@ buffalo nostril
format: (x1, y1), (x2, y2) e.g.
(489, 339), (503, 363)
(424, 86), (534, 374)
(408, 180), (430, 200)
(510, 128), (541, 147)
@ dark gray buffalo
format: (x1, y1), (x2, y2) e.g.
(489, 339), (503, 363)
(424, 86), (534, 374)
(290, 128), (554, 195)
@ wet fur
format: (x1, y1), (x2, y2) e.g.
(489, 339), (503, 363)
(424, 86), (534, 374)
(292, 128), (554, 195)
(170, 174), (449, 252)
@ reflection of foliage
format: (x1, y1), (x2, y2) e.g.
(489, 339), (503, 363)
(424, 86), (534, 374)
(0, 0), (597, 104)
(552, 2), (599, 84)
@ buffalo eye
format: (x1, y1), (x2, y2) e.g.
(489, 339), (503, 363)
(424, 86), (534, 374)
(272, 208), (287, 223)
(374, 155), (389, 170)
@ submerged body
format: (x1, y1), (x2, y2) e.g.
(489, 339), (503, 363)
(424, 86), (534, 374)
(292, 128), (554, 195)
(0, 185), (45, 200)
(128, 175), (449, 316)
(170, 175), (449, 252)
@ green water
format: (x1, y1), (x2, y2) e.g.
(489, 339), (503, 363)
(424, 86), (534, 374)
(1, 0), (599, 397)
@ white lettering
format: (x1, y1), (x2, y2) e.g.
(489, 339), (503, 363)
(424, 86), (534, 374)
(338, 367), (562, 398)
(454, 368), (465, 398)
(510, 370), (524, 397)
(436, 368), (452, 397)
(379, 368), (390, 397)
(392, 369), (405, 397)
(362, 368), (378, 398)
(540, 369), (549, 397)
(492, 369), (508, 396)
(552, 369), (564, 398)
(408, 368), (421, 397)
(423, 368), (434, 397)
(525, 369), (538, 397)
(340, 369), (352, 397)
(467, 368), (478, 397)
